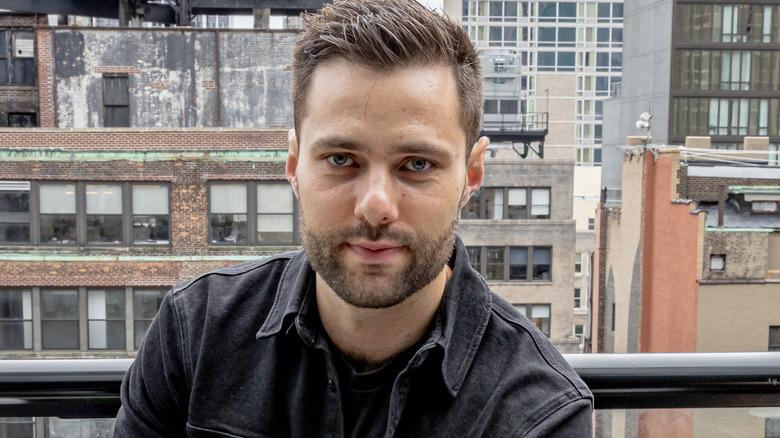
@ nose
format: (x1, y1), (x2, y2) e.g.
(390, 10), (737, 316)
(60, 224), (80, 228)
(354, 167), (399, 226)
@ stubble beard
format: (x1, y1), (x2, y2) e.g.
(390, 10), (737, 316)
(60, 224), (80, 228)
(299, 201), (459, 309)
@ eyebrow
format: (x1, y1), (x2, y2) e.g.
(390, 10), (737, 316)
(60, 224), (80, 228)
(309, 136), (454, 159)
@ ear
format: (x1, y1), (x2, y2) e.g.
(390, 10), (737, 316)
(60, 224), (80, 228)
(286, 129), (300, 199)
(460, 136), (489, 209)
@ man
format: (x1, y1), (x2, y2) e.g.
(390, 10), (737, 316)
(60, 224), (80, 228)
(114, 0), (593, 436)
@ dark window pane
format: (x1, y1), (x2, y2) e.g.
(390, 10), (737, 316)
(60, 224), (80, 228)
(466, 247), (482, 273)
(485, 247), (505, 280)
(559, 27), (576, 44)
(461, 188), (481, 219)
(613, 4), (623, 18)
(134, 290), (166, 319)
(0, 224), (29, 243)
(613, 28), (623, 43)
(41, 290), (78, 319)
(89, 320), (125, 349)
(539, 27), (556, 42)
(210, 214), (248, 244)
(532, 247), (552, 280)
(489, 26), (502, 41)
(539, 2), (556, 18)
(501, 100), (518, 114)
(0, 321), (32, 350)
(598, 3), (610, 18)
(133, 215), (169, 244)
(559, 2), (576, 19)
(42, 320), (79, 349)
(135, 320), (153, 349)
(8, 112), (36, 127)
(558, 52), (575, 70)
(598, 28), (610, 42)
(504, 1), (517, 18)
(0, 289), (29, 319)
(484, 100), (498, 114)
(40, 214), (77, 244)
(509, 247), (528, 280)
(538, 52), (555, 70)
(87, 215), (123, 244)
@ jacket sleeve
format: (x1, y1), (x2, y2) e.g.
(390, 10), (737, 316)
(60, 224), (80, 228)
(524, 397), (594, 438)
(114, 291), (190, 437)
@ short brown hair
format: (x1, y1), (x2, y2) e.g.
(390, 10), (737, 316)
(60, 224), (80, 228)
(292, 0), (483, 153)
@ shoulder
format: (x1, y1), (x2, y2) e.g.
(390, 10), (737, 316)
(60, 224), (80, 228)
(461, 292), (592, 435)
(170, 250), (300, 307)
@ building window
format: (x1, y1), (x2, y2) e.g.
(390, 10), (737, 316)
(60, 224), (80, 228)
(575, 253), (583, 274)
(39, 183), (77, 245)
(770, 326), (780, 352)
(133, 185), (170, 245)
(33, 182), (171, 247)
(8, 112), (36, 127)
(574, 324), (585, 348)
(0, 29), (36, 86)
(470, 246), (552, 281)
(0, 287), (168, 352)
(611, 303), (616, 331)
(210, 182), (297, 246)
(88, 289), (125, 350)
(133, 289), (167, 349)
(41, 289), (80, 350)
(514, 303), (551, 337)
(86, 184), (123, 245)
(0, 181), (30, 244)
(462, 187), (551, 219)
(588, 218), (595, 230)
(710, 254), (726, 271)
(574, 288), (582, 309)
(0, 289), (32, 350)
(673, 97), (776, 138)
(0, 417), (35, 436)
(767, 418), (780, 438)
(103, 74), (130, 127)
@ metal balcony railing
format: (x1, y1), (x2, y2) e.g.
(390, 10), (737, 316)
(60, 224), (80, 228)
(0, 353), (779, 418)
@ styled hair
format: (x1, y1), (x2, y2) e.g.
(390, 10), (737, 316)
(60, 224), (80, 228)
(292, 0), (483, 153)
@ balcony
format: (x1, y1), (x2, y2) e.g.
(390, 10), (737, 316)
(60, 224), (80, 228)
(1, 353), (778, 421)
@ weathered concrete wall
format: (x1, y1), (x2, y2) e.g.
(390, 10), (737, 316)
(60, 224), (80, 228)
(460, 160), (577, 352)
(52, 29), (296, 128)
(702, 230), (769, 279)
(481, 160), (574, 220)
(219, 32), (295, 128)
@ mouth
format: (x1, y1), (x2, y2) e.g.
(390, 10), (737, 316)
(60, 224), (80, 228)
(345, 241), (405, 264)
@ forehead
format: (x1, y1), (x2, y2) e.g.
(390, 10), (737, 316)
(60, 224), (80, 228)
(299, 59), (466, 152)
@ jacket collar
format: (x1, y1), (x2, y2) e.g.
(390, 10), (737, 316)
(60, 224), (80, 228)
(255, 236), (493, 398)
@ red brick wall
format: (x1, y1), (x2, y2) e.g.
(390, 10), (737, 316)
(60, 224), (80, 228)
(0, 129), (293, 288)
(35, 28), (55, 127)
(0, 128), (288, 149)
(641, 154), (699, 353)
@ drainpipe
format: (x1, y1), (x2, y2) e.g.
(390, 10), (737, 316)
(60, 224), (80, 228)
(718, 185), (726, 227)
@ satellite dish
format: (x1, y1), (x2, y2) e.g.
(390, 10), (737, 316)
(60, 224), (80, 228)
(640, 112), (652, 121)
(636, 120), (649, 131)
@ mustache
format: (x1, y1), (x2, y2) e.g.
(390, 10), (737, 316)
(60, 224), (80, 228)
(342, 222), (409, 243)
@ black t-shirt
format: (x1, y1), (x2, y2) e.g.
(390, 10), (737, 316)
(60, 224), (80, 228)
(335, 346), (418, 438)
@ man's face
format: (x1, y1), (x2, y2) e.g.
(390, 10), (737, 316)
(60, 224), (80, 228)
(288, 59), (485, 309)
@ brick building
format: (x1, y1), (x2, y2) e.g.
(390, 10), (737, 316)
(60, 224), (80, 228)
(594, 137), (780, 437)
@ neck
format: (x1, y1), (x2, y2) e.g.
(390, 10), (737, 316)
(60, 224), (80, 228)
(316, 266), (450, 372)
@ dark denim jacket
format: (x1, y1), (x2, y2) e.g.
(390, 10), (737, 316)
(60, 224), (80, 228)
(114, 238), (593, 437)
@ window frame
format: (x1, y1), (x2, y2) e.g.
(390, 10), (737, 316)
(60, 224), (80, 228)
(0, 181), (171, 247)
(461, 187), (551, 220)
(513, 303), (551, 337)
(0, 181), (31, 245)
(102, 74), (130, 128)
(208, 181), (298, 246)
(0, 287), (168, 352)
(469, 246), (553, 282)
(0, 288), (33, 350)
(769, 326), (780, 352)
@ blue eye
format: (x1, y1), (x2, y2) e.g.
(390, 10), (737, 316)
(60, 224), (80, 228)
(404, 158), (432, 172)
(327, 154), (354, 166)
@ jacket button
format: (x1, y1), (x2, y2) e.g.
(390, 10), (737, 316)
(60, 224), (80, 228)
(328, 379), (336, 393)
